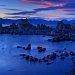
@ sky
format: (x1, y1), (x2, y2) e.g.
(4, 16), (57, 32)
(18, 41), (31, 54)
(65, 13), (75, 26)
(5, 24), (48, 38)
(0, 0), (75, 20)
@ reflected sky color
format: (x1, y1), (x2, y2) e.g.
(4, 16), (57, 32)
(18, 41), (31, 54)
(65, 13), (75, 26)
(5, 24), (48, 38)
(0, 0), (75, 20)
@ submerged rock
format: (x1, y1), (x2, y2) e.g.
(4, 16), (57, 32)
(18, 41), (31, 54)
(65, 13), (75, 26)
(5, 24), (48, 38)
(25, 44), (31, 50)
(37, 46), (42, 49)
(19, 54), (26, 56)
(55, 49), (63, 53)
(70, 51), (75, 56)
(42, 57), (48, 62)
(64, 48), (66, 51)
(47, 53), (57, 60)
(71, 57), (75, 63)
(47, 39), (52, 42)
(17, 46), (22, 48)
(25, 55), (30, 60)
(38, 59), (43, 63)
(60, 56), (65, 60)
(60, 51), (69, 57)
(38, 47), (46, 52)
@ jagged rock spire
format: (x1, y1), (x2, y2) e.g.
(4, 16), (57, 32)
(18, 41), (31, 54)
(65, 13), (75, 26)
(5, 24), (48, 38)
(20, 18), (29, 25)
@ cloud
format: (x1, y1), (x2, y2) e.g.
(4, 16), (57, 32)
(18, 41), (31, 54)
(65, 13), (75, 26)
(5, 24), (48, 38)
(34, 3), (75, 11)
(19, 0), (65, 7)
(5, 16), (27, 18)
(5, 0), (75, 16)
(66, 13), (75, 15)
(3, 8), (22, 11)
(19, 0), (63, 3)
(5, 5), (75, 16)
(6, 10), (37, 15)
(4, 16), (42, 19)
(62, 9), (75, 12)
(5, 2), (65, 15)
(5, 6), (61, 15)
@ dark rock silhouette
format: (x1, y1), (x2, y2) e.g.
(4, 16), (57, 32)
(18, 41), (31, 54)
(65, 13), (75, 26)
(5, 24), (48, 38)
(47, 53), (56, 60)
(19, 47), (75, 65)
(1, 18), (75, 40)
(25, 44), (31, 50)
(60, 51), (69, 57)
(17, 46), (22, 48)
(37, 47), (46, 52)
(0, 18), (53, 35)
(60, 56), (65, 60)
(48, 21), (75, 42)
(17, 44), (31, 50)
(70, 51), (75, 56)
(37, 46), (42, 49)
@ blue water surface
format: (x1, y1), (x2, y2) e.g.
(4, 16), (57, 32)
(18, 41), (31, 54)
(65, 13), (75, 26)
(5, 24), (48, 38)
(0, 34), (74, 75)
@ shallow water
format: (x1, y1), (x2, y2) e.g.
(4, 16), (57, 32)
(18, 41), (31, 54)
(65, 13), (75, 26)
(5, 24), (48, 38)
(0, 34), (74, 75)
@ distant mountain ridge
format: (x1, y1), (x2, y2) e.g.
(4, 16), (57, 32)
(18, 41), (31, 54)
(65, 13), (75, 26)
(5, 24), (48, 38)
(0, 18), (75, 27)
(0, 18), (19, 25)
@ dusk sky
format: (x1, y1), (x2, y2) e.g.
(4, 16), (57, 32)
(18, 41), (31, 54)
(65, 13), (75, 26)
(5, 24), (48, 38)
(0, 0), (75, 20)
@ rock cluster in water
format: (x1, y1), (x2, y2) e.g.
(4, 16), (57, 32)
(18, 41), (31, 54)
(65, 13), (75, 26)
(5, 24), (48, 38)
(37, 46), (46, 52)
(17, 44), (75, 65)
(17, 44), (31, 50)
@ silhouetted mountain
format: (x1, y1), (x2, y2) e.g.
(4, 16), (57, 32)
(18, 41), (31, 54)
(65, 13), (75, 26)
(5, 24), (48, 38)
(0, 18), (75, 27)
(0, 18), (19, 26)
(62, 19), (75, 24)
(0, 18), (57, 27)
(28, 19), (58, 27)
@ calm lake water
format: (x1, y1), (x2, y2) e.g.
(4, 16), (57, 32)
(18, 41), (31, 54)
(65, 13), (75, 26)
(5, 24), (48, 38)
(0, 34), (74, 75)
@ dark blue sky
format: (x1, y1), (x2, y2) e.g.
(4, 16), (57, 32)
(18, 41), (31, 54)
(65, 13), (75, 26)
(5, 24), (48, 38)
(0, 0), (75, 20)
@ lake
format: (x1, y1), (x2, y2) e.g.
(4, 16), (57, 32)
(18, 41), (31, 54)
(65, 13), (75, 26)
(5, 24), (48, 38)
(0, 34), (74, 75)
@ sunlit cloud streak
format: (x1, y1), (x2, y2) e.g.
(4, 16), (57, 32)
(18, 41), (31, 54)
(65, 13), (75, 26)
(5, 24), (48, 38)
(5, 2), (75, 16)
(0, 0), (75, 20)
(19, 0), (65, 7)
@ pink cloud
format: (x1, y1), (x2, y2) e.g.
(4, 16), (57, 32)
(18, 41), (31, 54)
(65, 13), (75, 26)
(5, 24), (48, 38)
(19, 0), (65, 7)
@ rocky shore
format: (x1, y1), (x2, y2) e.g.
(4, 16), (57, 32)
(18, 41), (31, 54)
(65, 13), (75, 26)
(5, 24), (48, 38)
(47, 37), (75, 42)
(0, 19), (75, 41)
